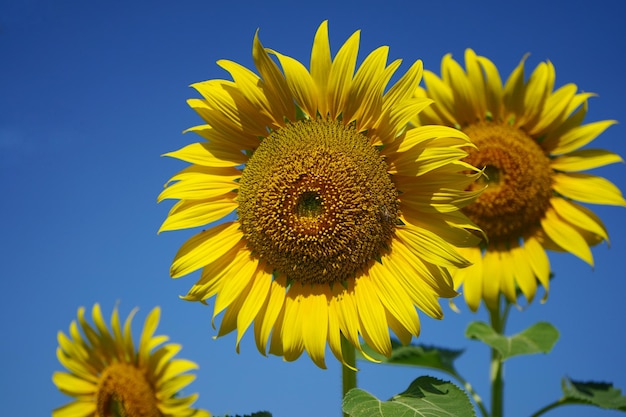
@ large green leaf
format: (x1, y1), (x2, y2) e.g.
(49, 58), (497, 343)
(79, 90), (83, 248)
(560, 378), (626, 411)
(465, 321), (559, 360)
(343, 376), (476, 417)
(357, 340), (464, 376)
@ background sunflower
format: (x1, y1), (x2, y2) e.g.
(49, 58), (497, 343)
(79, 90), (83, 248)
(53, 304), (209, 417)
(415, 49), (625, 312)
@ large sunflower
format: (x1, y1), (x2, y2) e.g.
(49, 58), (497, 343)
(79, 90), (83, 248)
(158, 21), (482, 368)
(52, 304), (210, 417)
(415, 49), (626, 312)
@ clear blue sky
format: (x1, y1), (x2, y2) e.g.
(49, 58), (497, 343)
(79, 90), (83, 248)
(2, 1), (625, 416)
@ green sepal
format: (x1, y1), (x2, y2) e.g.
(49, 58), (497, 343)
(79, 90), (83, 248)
(343, 376), (476, 417)
(465, 321), (559, 360)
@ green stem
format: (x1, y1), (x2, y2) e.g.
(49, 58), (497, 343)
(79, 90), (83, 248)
(454, 373), (490, 417)
(529, 399), (566, 417)
(341, 335), (357, 417)
(489, 302), (507, 417)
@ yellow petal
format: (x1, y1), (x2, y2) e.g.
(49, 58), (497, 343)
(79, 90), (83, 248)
(301, 287), (330, 369)
(159, 374), (196, 398)
(498, 250), (518, 304)
(464, 49), (487, 119)
(326, 288), (345, 365)
(550, 197), (608, 242)
(442, 52), (479, 124)
(541, 207), (593, 266)
(163, 142), (247, 167)
(217, 59), (276, 128)
(331, 281), (361, 352)
(529, 83), (577, 136)
(182, 241), (249, 302)
(550, 149), (623, 172)
(234, 265), (272, 350)
(158, 166), (240, 202)
(184, 123), (259, 152)
(212, 252), (259, 319)
(549, 120), (616, 155)
(157, 395), (203, 415)
(541, 97), (589, 152)
(327, 29), (360, 119)
(383, 248), (448, 319)
(395, 224), (470, 268)
(252, 31), (294, 120)
(310, 20), (332, 117)
(390, 125), (470, 154)
(519, 61), (553, 128)
(422, 69), (458, 126)
(385, 308), (414, 346)
(391, 144), (469, 177)
(502, 55), (527, 120)
(157, 359), (199, 388)
(138, 307), (161, 367)
(510, 243), (538, 303)
(354, 275), (391, 357)
(150, 344), (182, 380)
(56, 349), (97, 382)
(281, 288), (305, 362)
(192, 80), (270, 136)
(268, 49), (318, 119)
(388, 236), (456, 296)
(523, 236), (551, 296)
(159, 194), (237, 233)
(369, 261), (420, 337)
(217, 279), (250, 340)
(254, 273), (287, 355)
(52, 400), (96, 417)
(476, 54), (503, 120)
(455, 247), (483, 312)
(344, 46), (389, 127)
(383, 59), (423, 117)
(122, 308), (138, 361)
(552, 172), (626, 206)
(481, 249), (503, 311)
(171, 222), (242, 278)
(52, 372), (97, 395)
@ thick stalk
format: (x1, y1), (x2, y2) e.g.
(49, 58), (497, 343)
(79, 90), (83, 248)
(489, 304), (506, 417)
(341, 335), (357, 417)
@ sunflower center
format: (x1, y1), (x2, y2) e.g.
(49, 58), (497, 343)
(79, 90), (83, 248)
(462, 122), (553, 244)
(296, 191), (323, 218)
(96, 363), (160, 417)
(238, 119), (398, 285)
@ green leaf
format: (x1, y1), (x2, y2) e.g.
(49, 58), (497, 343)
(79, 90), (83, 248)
(357, 340), (464, 377)
(343, 376), (476, 417)
(561, 378), (626, 410)
(465, 321), (559, 360)
(224, 412), (272, 417)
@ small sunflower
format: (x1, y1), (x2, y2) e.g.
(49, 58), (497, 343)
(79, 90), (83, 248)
(158, 21), (482, 368)
(52, 304), (210, 417)
(415, 49), (626, 311)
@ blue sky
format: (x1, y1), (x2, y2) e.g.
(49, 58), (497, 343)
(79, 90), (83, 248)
(2, 1), (625, 416)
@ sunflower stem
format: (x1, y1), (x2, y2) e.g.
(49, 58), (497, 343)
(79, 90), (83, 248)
(341, 335), (357, 417)
(489, 302), (508, 417)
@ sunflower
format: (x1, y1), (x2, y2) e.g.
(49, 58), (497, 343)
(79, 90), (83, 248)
(158, 21), (482, 368)
(415, 49), (626, 312)
(52, 304), (210, 417)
